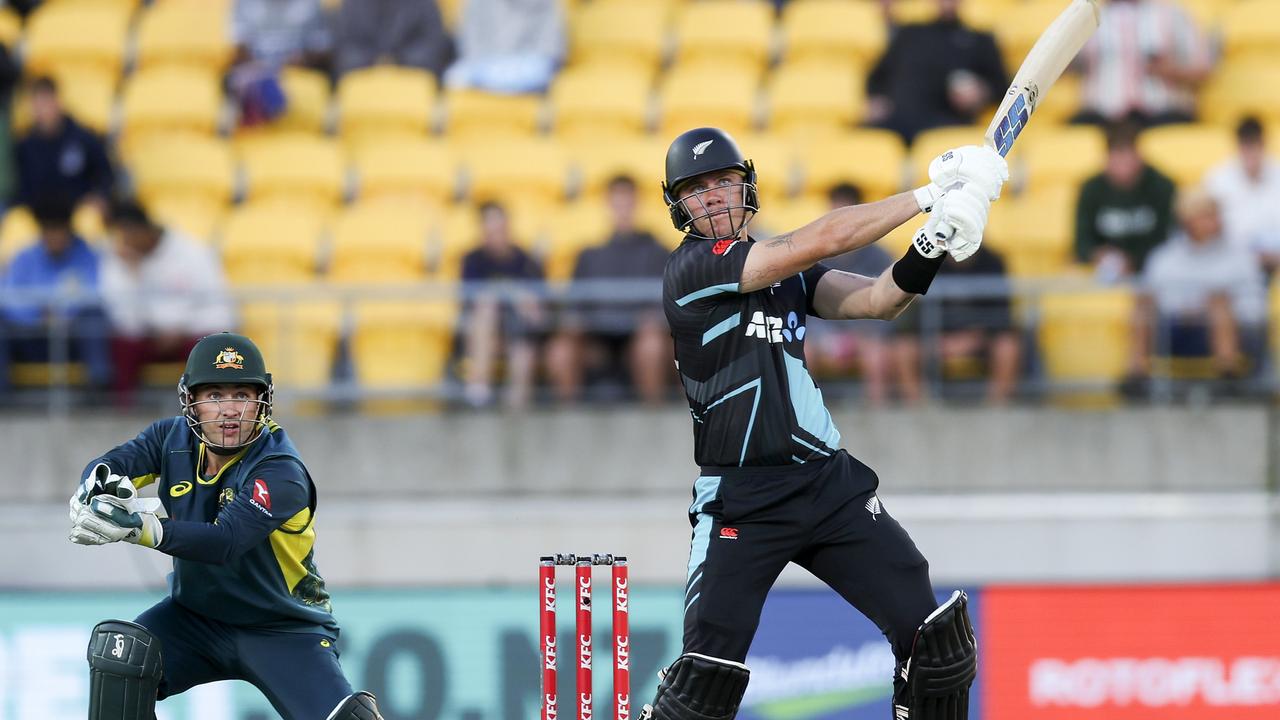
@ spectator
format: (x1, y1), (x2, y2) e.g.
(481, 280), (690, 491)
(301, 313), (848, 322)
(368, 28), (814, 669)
(1204, 117), (1280, 275)
(1074, 121), (1176, 280)
(460, 202), (545, 409)
(444, 0), (565, 94)
(890, 246), (1022, 405)
(802, 183), (895, 406)
(0, 198), (109, 396)
(100, 200), (235, 407)
(865, 0), (1007, 144)
(334, 0), (454, 80)
(1139, 189), (1265, 391)
(1072, 0), (1212, 128)
(13, 76), (114, 213)
(230, 0), (331, 127)
(545, 175), (672, 405)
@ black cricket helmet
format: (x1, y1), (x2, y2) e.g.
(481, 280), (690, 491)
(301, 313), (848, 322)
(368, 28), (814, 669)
(178, 332), (274, 453)
(662, 127), (759, 240)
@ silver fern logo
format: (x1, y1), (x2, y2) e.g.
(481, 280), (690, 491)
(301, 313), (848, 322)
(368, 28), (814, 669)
(865, 495), (882, 521)
(692, 139), (714, 158)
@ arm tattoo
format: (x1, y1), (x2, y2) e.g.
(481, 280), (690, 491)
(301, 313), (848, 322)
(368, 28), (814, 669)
(765, 231), (795, 249)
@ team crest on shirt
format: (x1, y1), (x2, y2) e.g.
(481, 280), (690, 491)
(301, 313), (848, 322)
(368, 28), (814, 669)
(214, 347), (244, 370)
(218, 487), (235, 508)
(249, 478), (272, 515)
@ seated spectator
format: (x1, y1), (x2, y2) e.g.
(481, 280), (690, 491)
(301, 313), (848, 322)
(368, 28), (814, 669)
(460, 202), (546, 409)
(335, 0), (454, 80)
(545, 176), (672, 405)
(802, 183), (895, 406)
(1138, 190), (1265, 392)
(444, 0), (565, 94)
(1074, 121), (1176, 281)
(0, 198), (109, 396)
(1204, 117), (1280, 275)
(100, 200), (235, 407)
(230, 0), (332, 127)
(13, 76), (114, 214)
(890, 246), (1022, 405)
(1072, 0), (1212, 128)
(865, 0), (1007, 144)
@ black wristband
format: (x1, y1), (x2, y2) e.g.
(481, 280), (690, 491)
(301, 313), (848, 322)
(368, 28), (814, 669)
(891, 244), (945, 295)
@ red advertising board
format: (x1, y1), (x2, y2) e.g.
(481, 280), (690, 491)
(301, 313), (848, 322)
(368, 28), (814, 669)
(982, 584), (1280, 720)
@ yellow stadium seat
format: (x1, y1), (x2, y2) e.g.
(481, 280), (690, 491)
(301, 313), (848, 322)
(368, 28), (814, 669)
(767, 61), (864, 138)
(221, 205), (325, 286)
(1178, 0), (1226, 33)
(985, 186), (1076, 277)
(350, 299), (457, 390)
(658, 63), (759, 138)
(1037, 288), (1135, 384)
(241, 134), (346, 210)
(274, 66), (331, 133)
(1199, 60), (1280, 127)
(550, 65), (652, 138)
(354, 139), (457, 207)
(796, 128), (907, 201)
(240, 300), (344, 389)
(780, 0), (885, 67)
(130, 134), (234, 211)
(570, 135), (669, 201)
(437, 0), (465, 28)
(146, 196), (225, 244)
(908, 125), (985, 184)
(1017, 124), (1105, 192)
(542, 201), (613, 282)
(571, 1), (669, 70)
(672, 0), (774, 71)
(1137, 123), (1234, 187)
(459, 137), (569, 207)
(120, 67), (222, 141)
(1220, 0), (1280, 62)
(328, 201), (433, 283)
(754, 195), (830, 239)
(24, 1), (131, 76)
(730, 132), (796, 204)
(0, 6), (20, 48)
(1028, 72), (1081, 126)
(441, 88), (542, 139)
(435, 204), (481, 276)
(11, 68), (117, 136)
(135, 1), (234, 72)
(993, 0), (1073, 81)
(887, 0), (936, 24)
(0, 205), (37, 265)
(337, 65), (436, 147)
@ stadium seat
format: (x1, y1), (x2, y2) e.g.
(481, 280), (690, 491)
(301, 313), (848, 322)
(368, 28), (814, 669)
(658, 63), (759, 138)
(328, 201), (433, 283)
(672, 0), (774, 71)
(1198, 60), (1280, 127)
(1220, 0), (1280, 63)
(1037, 288), (1135, 385)
(460, 136), (569, 208)
(435, 204), (482, 277)
(984, 186), (1076, 277)
(275, 66), (332, 133)
(441, 88), (542, 139)
(336, 66), (435, 148)
(766, 61), (864, 138)
(0, 205), (37, 265)
(1136, 123), (1234, 188)
(24, 1), (131, 77)
(570, 135), (669, 201)
(730, 132), (797, 206)
(550, 64), (652, 139)
(240, 134), (346, 211)
(780, 0), (885, 67)
(11, 68), (117, 136)
(754, 195), (829, 239)
(120, 67), (222, 142)
(350, 300), (457, 392)
(135, 1), (234, 72)
(1028, 72), (1082, 126)
(542, 200), (614, 282)
(0, 5), (20, 48)
(221, 204), (325, 286)
(146, 196), (225, 245)
(992, 0), (1073, 81)
(1017, 124), (1106, 193)
(353, 138), (458, 207)
(240, 300), (344, 389)
(909, 126), (987, 185)
(130, 135), (235, 213)
(795, 128), (907, 202)
(571, 1), (669, 70)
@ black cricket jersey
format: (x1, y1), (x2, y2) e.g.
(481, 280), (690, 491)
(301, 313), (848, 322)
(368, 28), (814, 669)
(664, 235), (841, 468)
(83, 418), (338, 638)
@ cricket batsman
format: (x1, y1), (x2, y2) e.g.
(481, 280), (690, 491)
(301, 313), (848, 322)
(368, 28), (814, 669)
(67, 332), (384, 720)
(641, 128), (1007, 720)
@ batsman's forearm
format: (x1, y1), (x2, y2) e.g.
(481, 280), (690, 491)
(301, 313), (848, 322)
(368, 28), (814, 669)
(811, 192), (922, 258)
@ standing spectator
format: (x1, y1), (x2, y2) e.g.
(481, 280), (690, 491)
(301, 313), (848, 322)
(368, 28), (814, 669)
(890, 246), (1022, 405)
(100, 200), (235, 407)
(1141, 189), (1265, 389)
(865, 0), (1007, 144)
(13, 77), (114, 213)
(444, 0), (565, 94)
(1072, 0), (1212, 127)
(1074, 121), (1176, 279)
(1204, 117), (1280, 275)
(802, 183), (895, 406)
(334, 0), (454, 80)
(0, 198), (109, 396)
(460, 202), (545, 409)
(545, 176), (672, 405)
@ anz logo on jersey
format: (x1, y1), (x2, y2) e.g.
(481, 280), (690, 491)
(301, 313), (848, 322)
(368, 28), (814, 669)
(745, 311), (805, 343)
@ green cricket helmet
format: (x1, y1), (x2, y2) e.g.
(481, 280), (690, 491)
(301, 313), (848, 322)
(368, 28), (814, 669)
(178, 332), (274, 453)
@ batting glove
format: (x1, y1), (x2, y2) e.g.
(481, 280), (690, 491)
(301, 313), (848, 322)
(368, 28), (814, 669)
(929, 183), (991, 263)
(928, 145), (1009, 201)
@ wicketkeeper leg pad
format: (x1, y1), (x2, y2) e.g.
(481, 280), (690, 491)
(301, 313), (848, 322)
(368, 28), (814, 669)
(894, 590), (977, 720)
(87, 620), (163, 720)
(639, 653), (750, 720)
(326, 691), (385, 720)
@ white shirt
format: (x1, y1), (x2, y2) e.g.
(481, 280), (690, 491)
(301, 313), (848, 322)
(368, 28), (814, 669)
(1204, 156), (1280, 256)
(1143, 232), (1265, 324)
(100, 230), (236, 338)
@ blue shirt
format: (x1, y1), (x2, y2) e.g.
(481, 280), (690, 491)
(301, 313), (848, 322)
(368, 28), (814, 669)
(0, 235), (99, 326)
